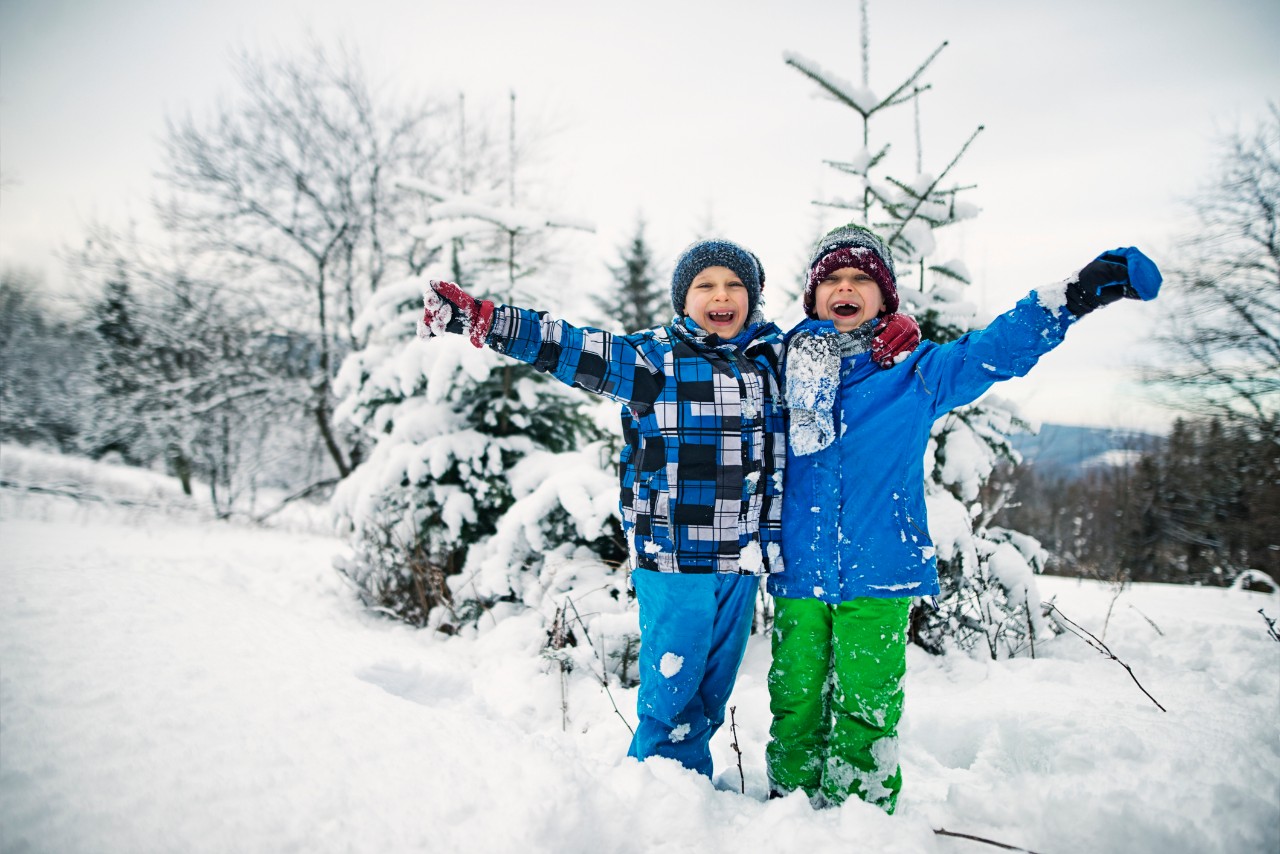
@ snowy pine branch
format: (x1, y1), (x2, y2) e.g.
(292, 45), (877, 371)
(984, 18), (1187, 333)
(884, 124), (984, 249)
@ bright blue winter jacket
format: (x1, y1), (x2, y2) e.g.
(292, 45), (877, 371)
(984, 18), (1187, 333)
(488, 307), (787, 575)
(769, 292), (1075, 603)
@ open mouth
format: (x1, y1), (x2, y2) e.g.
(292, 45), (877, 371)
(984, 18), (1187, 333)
(831, 302), (860, 318)
(707, 310), (737, 324)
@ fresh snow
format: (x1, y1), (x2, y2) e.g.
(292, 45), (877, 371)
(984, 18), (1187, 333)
(2, 452), (1279, 854)
(738, 540), (764, 573)
(660, 652), (684, 678)
(1036, 281), (1071, 317)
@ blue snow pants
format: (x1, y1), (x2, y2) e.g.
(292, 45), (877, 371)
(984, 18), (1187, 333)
(626, 569), (761, 777)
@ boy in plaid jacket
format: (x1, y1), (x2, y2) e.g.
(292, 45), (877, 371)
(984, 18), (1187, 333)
(419, 239), (917, 778)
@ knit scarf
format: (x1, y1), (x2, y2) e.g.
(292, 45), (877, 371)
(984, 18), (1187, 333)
(679, 315), (766, 351)
(786, 320), (876, 456)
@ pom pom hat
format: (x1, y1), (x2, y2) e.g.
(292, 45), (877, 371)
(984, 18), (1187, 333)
(805, 224), (899, 318)
(671, 239), (766, 319)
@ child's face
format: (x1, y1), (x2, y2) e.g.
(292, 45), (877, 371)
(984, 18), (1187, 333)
(684, 266), (750, 338)
(813, 267), (884, 332)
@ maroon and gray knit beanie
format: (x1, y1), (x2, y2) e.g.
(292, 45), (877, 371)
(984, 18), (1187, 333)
(804, 224), (898, 318)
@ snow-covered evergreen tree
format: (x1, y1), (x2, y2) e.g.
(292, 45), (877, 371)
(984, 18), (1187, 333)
(89, 274), (150, 466)
(79, 246), (316, 516)
(590, 216), (667, 332)
(0, 271), (91, 453)
(331, 125), (626, 630)
(785, 0), (1046, 657)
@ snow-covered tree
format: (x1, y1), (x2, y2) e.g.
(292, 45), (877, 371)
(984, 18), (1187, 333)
(72, 224), (332, 516)
(88, 274), (149, 465)
(785, 0), (1045, 657)
(331, 116), (626, 630)
(590, 216), (667, 332)
(157, 45), (448, 481)
(1148, 105), (1279, 431)
(0, 270), (91, 452)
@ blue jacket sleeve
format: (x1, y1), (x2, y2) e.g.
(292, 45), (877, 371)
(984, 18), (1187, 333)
(922, 291), (1074, 417)
(485, 305), (665, 407)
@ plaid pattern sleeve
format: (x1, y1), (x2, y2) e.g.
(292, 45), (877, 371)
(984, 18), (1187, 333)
(488, 306), (664, 406)
(489, 307), (787, 577)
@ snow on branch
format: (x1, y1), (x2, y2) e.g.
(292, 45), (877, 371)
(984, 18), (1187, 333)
(884, 124), (984, 248)
(784, 42), (948, 119)
(397, 177), (595, 235)
(782, 51), (879, 115)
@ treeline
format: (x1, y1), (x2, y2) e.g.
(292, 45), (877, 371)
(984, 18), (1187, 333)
(988, 417), (1280, 586)
(2, 48), (554, 520)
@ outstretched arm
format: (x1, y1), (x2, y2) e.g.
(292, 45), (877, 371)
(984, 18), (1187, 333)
(418, 280), (664, 407)
(925, 247), (1162, 414)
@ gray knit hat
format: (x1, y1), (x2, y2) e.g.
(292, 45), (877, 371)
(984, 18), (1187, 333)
(805, 224), (898, 318)
(671, 239), (765, 318)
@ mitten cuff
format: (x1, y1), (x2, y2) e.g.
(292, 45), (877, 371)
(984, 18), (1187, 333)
(486, 305), (517, 347)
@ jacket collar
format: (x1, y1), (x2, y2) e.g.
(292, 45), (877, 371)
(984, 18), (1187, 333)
(673, 316), (781, 354)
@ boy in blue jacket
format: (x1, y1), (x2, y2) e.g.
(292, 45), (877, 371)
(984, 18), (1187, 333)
(766, 224), (1161, 811)
(418, 238), (920, 779)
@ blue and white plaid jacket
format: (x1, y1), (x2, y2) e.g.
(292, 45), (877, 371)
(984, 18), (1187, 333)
(488, 307), (786, 575)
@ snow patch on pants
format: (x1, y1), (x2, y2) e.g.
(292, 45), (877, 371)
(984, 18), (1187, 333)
(826, 735), (899, 808)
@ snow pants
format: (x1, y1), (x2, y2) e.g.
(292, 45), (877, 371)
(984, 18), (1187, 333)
(766, 595), (910, 812)
(627, 569), (761, 778)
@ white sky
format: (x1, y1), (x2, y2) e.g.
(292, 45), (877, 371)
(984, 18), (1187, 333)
(2, 0), (1277, 431)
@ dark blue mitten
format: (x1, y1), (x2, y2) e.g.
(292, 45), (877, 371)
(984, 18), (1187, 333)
(1065, 247), (1162, 317)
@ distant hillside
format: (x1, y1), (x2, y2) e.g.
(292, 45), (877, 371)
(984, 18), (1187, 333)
(1010, 424), (1160, 477)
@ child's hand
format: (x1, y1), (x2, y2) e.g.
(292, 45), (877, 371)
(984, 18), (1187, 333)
(419, 280), (495, 347)
(1065, 248), (1162, 317)
(872, 313), (921, 368)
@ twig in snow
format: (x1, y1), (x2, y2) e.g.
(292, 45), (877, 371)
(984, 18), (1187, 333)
(544, 603), (574, 732)
(1128, 604), (1165, 636)
(728, 706), (745, 794)
(564, 597), (635, 735)
(1025, 591), (1036, 660)
(933, 827), (1046, 853)
(1260, 609), (1280, 643)
(250, 477), (338, 522)
(1043, 603), (1167, 712)
(1101, 571), (1128, 642)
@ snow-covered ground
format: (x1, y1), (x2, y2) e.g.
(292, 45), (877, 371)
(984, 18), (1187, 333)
(2, 449), (1278, 854)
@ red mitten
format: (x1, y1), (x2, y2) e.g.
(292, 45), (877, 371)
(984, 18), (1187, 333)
(420, 280), (495, 348)
(871, 313), (920, 368)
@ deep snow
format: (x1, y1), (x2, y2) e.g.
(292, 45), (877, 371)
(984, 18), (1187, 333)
(2, 450), (1278, 854)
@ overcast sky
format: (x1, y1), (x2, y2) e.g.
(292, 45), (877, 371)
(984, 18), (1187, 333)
(3, 0), (1277, 431)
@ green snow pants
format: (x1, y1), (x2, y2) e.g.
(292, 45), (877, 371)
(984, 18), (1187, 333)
(766, 595), (911, 812)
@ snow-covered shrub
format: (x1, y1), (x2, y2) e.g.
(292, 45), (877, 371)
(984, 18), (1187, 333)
(910, 404), (1051, 658)
(332, 185), (627, 629)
